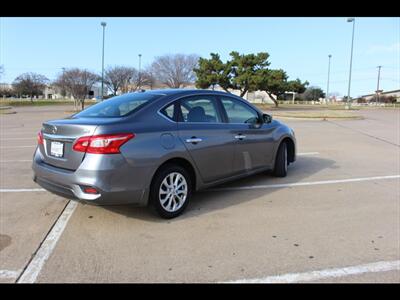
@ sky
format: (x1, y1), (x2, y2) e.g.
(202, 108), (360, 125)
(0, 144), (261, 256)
(0, 17), (399, 98)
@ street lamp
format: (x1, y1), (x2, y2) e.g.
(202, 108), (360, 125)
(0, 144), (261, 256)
(326, 54), (332, 105)
(100, 22), (107, 101)
(346, 17), (355, 109)
(376, 65), (382, 104)
(138, 54), (142, 90)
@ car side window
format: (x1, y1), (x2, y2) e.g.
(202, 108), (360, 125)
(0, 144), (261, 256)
(221, 97), (259, 124)
(178, 96), (222, 123)
(160, 103), (175, 121)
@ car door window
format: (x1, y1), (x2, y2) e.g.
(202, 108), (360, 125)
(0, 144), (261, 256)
(160, 102), (176, 121)
(179, 96), (222, 123)
(221, 97), (259, 124)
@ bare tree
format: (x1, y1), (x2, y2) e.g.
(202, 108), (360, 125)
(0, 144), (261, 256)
(54, 68), (99, 110)
(150, 54), (199, 88)
(12, 72), (49, 102)
(104, 66), (137, 96)
(141, 69), (157, 90)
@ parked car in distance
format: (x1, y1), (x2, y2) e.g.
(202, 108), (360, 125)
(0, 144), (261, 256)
(32, 89), (296, 218)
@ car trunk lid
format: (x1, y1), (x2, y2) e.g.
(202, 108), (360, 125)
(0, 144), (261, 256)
(39, 119), (100, 171)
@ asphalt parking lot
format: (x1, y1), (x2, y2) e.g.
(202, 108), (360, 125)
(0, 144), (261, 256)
(0, 105), (399, 283)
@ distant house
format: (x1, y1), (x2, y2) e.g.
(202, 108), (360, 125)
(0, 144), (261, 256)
(43, 85), (101, 100)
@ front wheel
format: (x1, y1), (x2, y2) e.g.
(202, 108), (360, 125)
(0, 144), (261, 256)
(273, 142), (288, 177)
(150, 164), (192, 219)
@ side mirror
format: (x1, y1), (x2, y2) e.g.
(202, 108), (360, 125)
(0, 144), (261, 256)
(263, 113), (272, 123)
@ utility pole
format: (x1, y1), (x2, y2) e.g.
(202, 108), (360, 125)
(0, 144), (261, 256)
(376, 65), (382, 104)
(138, 54), (142, 90)
(100, 22), (107, 101)
(61, 67), (66, 101)
(326, 55), (332, 105)
(346, 18), (355, 109)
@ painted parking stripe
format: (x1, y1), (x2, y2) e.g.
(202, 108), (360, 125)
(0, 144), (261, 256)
(224, 260), (400, 283)
(0, 188), (46, 192)
(2, 175), (399, 194)
(208, 175), (400, 192)
(0, 147), (319, 153)
(17, 201), (78, 283)
(0, 155), (317, 163)
(0, 269), (22, 279)
(297, 152), (319, 156)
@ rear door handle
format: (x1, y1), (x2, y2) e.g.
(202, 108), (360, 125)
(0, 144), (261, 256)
(234, 135), (246, 140)
(186, 138), (203, 144)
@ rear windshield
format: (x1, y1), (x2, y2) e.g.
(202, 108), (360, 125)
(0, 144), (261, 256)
(73, 93), (164, 118)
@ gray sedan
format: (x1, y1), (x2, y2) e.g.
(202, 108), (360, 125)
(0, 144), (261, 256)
(32, 89), (296, 218)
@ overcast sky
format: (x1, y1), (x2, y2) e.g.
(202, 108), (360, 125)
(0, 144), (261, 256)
(1, 17), (399, 97)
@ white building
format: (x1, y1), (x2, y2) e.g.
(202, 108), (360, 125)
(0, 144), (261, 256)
(360, 89), (400, 102)
(43, 85), (101, 100)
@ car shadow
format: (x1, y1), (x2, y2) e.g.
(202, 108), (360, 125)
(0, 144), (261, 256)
(103, 156), (337, 222)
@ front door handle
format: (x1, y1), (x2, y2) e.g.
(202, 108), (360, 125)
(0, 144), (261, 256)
(186, 137), (203, 144)
(234, 135), (246, 140)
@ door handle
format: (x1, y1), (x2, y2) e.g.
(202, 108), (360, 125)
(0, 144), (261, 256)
(234, 135), (246, 140)
(186, 138), (203, 144)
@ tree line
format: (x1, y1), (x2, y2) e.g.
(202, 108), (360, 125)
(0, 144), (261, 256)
(0, 54), (199, 109)
(1, 51), (316, 108)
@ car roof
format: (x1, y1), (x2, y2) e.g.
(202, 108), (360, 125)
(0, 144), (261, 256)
(136, 88), (235, 97)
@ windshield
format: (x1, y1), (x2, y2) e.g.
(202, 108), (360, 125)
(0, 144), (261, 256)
(73, 93), (164, 118)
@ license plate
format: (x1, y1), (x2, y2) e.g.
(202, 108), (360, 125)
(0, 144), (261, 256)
(50, 141), (64, 157)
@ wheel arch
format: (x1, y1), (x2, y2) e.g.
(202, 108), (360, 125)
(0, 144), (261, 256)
(150, 157), (197, 192)
(273, 136), (296, 165)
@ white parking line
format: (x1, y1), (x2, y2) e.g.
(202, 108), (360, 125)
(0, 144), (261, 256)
(297, 152), (319, 156)
(0, 153), (316, 164)
(224, 260), (400, 283)
(0, 148), (319, 154)
(17, 201), (78, 283)
(0, 188), (46, 192)
(208, 175), (400, 192)
(0, 269), (22, 280)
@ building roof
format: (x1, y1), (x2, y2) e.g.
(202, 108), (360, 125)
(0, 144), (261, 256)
(361, 89), (400, 98)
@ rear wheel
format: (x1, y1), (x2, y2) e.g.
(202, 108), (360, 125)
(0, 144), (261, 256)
(273, 142), (288, 177)
(150, 164), (192, 219)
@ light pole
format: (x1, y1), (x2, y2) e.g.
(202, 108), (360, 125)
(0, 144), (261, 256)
(61, 67), (66, 101)
(138, 54), (142, 90)
(346, 17), (355, 109)
(326, 54), (332, 105)
(376, 65), (382, 104)
(101, 22), (107, 101)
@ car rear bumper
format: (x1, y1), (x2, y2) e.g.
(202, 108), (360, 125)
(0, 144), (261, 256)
(32, 147), (150, 206)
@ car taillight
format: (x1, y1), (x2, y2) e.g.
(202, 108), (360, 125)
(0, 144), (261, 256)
(37, 131), (44, 145)
(83, 187), (99, 194)
(72, 133), (135, 154)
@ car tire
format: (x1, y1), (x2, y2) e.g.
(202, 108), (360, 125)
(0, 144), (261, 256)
(273, 142), (288, 177)
(149, 164), (192, 219)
